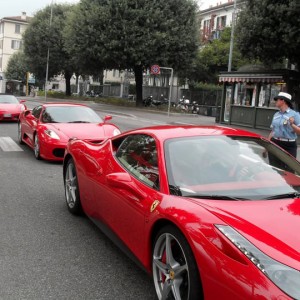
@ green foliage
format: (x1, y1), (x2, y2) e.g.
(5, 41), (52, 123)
(5, 51), (29, 82)
(236, 0), (300, 67)
(64, 0), (199, 103)
(23, 3), (76, 95)
(192, 82), (223, 90)
(37, 90), (68, 98)
(66, 0), (199, 70)
(182, 27), (253, 85)
(37, 91), (136, 106)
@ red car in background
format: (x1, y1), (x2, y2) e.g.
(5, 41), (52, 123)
(0, 94), (26, 121)
(63, 125), (300, 300)
(18, 103), (120, 161)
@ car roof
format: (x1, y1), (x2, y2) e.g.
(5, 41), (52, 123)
(42, 102), (88, 108)
(121, 125), (261, 142)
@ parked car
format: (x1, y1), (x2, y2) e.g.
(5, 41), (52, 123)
(0, 94), (26, 121)
(63, 125), (300, 300)
(18, 103), (120, 161)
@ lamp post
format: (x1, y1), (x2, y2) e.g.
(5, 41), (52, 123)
(45, 0), (54, 100)
(159, 67), (173, 117)
(228, 0), (237, 72)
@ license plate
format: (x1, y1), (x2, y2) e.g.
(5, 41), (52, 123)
(3, 114), (12, 117)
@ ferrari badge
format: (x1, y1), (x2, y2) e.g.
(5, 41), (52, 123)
(150, 200), (160, 213)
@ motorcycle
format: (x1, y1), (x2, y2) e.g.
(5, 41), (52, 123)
(143, 95), (165, 107)
(191, 101), (200, 114)
(176, 96), (190, 112)
(143, 95), (153, 107)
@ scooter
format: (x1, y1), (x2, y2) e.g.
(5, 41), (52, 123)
(143, 95), (153, 107)
(191, 101), (200, 114)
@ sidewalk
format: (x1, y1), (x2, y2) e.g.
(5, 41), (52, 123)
(183, 113), (300, 145)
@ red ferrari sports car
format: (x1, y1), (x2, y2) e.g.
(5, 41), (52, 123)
(18, 103), (120, 161)
(63, 125), (300, 300)
(0, 94), (26, 121)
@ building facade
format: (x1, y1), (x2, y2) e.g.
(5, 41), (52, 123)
(198, 0), (245, 44)
(0, 12), (31, 93)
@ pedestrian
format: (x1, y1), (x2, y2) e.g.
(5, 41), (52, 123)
(268, 92), (300, 158)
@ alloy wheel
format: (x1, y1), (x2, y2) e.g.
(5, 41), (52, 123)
(34, 134), (40, 159)
(153, 232), (190, 300)
(65, 161), (78, 210)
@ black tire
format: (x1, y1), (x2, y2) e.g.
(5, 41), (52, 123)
(64, 158), (83, 215)
(17, 122), (24, 145)
(152, 225), (203, 300)
(34, 134), (41, 160)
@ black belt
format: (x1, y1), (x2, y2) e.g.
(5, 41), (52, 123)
(273, 137), (296, 142)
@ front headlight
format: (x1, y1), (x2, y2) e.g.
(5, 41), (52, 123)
(216, 225), (300, 299)
(44, 129), (60, 140)
(113, 128), (121, 136)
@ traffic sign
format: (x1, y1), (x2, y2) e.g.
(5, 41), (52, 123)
(28, 75), (35, 84)
(150, 65), (160, 75)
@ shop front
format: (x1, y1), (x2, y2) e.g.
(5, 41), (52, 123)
(218, 68), (300, 129)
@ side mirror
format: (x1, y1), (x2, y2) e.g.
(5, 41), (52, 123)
(104, 115), (112, 122)
(19, 99), (26, 103)
(106, 172), (146, 199)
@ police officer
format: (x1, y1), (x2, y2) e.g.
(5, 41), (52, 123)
(269, 92), (300, 157)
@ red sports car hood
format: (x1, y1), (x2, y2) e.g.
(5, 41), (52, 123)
(200, 198), (300, 268)
(0, 103), (22, 113)
(46, 123), (107, 140)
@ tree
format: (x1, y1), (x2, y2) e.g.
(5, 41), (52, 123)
(182, 27), (253, 85)
(5, 51), (29, 82)
(236, 0), (300, 67)
(64, 0), (199, 106)
(23, 4), (75, 95)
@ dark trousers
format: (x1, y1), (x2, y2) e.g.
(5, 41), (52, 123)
(271, 138), (297, 157)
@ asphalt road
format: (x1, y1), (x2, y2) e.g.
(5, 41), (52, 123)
(1, 97), (299, 299)
(0, 101), (169, 300)
(1, 98), (220, 300)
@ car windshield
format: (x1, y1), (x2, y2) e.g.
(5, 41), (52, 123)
(0, 95), (19, 104)
(165, 135), (300, 200)
(41, 106), (103, 123)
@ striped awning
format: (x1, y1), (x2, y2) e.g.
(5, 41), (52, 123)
(219, 75), (284, 83)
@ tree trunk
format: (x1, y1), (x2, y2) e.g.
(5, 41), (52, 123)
(134, 65), (143, 107)
(65, 70), (71, 96)
(75, 72), (79, 94)
(99, 68), (104, 86)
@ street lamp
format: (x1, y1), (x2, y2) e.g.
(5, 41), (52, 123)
(45, 0), (54, 100)
(228, 0), (237, 72)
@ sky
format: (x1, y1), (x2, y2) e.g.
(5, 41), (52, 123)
(0, 0), (80, 18)
(198, 0), (220, 10)
(1, 0), (219, 18)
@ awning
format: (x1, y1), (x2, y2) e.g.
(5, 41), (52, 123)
(219, 75), (284, 83)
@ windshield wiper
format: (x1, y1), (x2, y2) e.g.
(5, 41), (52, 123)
(264, 192), (300, 200)
(184, 194), (247, 201)
(68, 121), (91, 123)
(169, 185), (182, 196)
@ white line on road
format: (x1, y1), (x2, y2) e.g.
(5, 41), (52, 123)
(0, 137), (23, 152)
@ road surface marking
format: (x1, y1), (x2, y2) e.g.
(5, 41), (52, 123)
(0, 137), (23, 152)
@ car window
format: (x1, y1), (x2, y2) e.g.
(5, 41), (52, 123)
(116, 134), (159, 190)
(41, 106), (102, 123)
(165, 135), (300, 199)
(32, 106), (42, 119)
